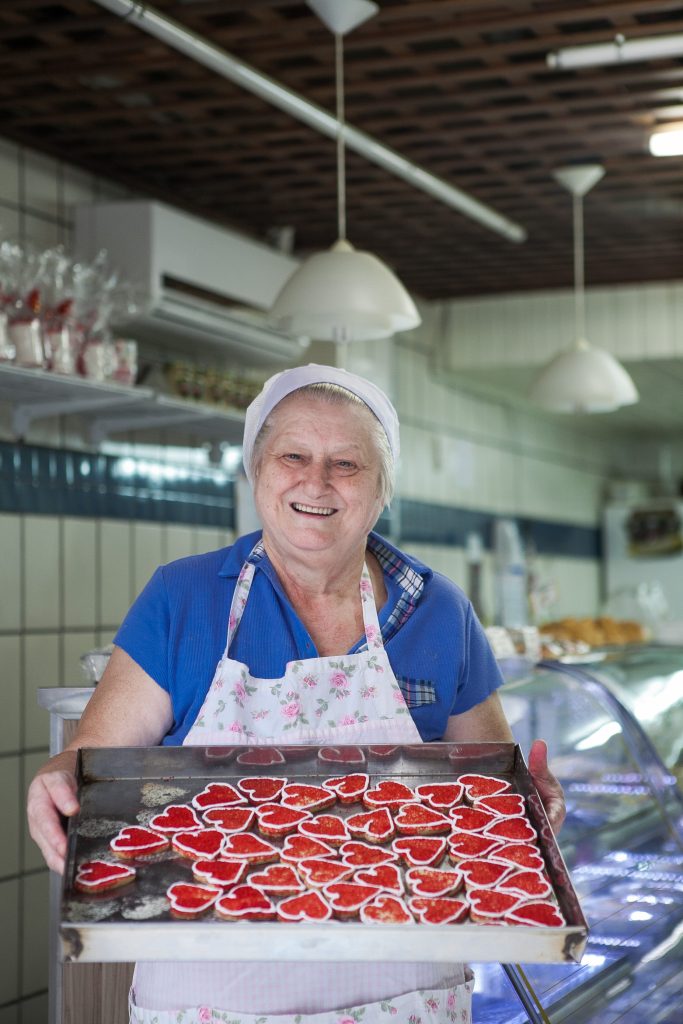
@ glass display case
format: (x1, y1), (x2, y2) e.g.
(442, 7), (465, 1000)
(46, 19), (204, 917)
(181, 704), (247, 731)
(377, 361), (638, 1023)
(473, 646), (683, 1023)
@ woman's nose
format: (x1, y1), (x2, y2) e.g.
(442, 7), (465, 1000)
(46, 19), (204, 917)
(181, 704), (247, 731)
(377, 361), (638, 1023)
(301, 459), (330, 493)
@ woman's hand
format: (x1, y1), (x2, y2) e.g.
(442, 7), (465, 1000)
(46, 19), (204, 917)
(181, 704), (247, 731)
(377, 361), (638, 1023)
(27, 754), (79, 875)
(529, 739), (566, 834)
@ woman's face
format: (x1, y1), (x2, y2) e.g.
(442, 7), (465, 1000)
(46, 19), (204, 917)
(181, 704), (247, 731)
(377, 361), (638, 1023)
(253, 393), (385, 560)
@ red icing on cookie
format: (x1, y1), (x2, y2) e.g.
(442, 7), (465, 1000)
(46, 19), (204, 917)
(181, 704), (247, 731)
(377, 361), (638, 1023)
(405, 867), (462, 897)
(248, 863), (304, 894)
(221, 833), (280, 863)
(467, 887), (522, 922)
(447, 832), (502, 861)
(339, 841), (399, 868)
(277, 891), (332, 922)
(280, 834), (336, 862)
(499, 869), (552, 900)
(323, 881), (382, 915)
(409, 896), (469, 924)
(353, 862), (404, 894)
(361, 895), (413, 924)
(505, 901), (565, 927)
(255, 803), (311, 836)
(236, 748), (286, 766)
(148, 804), (202, 833)
(74, 859), (136, 893)
(166, 881), (221, 917)
(415, 782), (465, 810)
(215, 885), (276, 920)
(484, 817), (538, 844)
(203, 746), (237, 762)
(367, 745), (400, 759)
(192, 783), (246, 810)
(172, 829), (225, 860)
(281, 784), (336, 812)
(236, 777), (287, 804)
(393, 804), (451, 835)
(392, 836), (447, 867)
(298, 858), (354, 887)
(449, 806), (497, 833)
(458, 774), (511, 801)
(318, 746), (366, 764)
(363, 780), (418, 809)
(346, 807), (395, 843)
(474, 794), (526, 818)
(192, 859), (246, 887)
(490, 844), (545, 872)
(110, 826), (169, 859)
(322, 773), (369, 803)
(202, 806), (255, 834)
(458, 859), (512, 889)
(298, 815), (350, 845)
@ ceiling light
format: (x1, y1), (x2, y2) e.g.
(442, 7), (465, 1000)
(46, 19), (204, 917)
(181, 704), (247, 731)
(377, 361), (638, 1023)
(529, 165), (639, 414)
(270, 0), (420, 342)
(548, 32), (683, 70)
(649, 127), (683, 157)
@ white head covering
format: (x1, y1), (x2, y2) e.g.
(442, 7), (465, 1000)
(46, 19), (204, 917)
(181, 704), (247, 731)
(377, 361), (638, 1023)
(242, 363), (400, 485)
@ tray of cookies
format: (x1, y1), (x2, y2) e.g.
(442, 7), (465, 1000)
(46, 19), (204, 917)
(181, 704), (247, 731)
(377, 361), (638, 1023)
(60, 742), (588, 964)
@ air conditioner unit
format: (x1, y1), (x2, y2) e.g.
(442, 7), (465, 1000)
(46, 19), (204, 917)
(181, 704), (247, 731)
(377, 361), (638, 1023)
(74, 200), (310, 367)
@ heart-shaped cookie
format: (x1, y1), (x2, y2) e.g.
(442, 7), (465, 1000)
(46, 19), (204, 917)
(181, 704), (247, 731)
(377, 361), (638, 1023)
(458, 859), (512, 889)
(393, 804), (451, 835)
(363, 780), (418, 809)
(298, 815), (349, 845)
(277, 891), (332, 922)
(360, 895), (413, 924)
(484, 817), (537, 844)
(467, 887), (522, 922)
(415, 782), (465, 810)
(166, 881), (221, 917)
(505, 901), (565, 927)
(203, 746), (237, 762)
(192, 859), (246, 887)
(367, 746), (399, 759)
(149, 805), (202, 833)
(392, 836), (447, 867)
(346, 807), (395, 843)
(236, 748), (285, 766)
(110, 826), (169, 859)
(318, 746), (366, 764)
(447, 832), (502, 861)
(409, 896), (469, 925)
(353, 863), (404, 894)
(172, 829), (225, 860)
(323, 881), (382, 915)
(255, 803), (311, 836)
(322, 773), (369, 803)
(202, 806), (255, 834)
(192, 783), (246, 810)
(281, 784), (336, 812)
(236, 777), (287, 804)
(280, 834), (335, 862)
(221, 833), (279, 863)
(298, 857), (354, 887)
(457, 774), (511, 801)
(499, 869), (552, 900)
(404, 867), (462, 897)
(339, 841), (399, 868)
(248, 863), (304, 894)
(215, 884), (276, 920)
(449, 807), (497, 833)
(474, 794), (526, 818)
(489, 844), (544, 872)
(74, 859), (136, 893)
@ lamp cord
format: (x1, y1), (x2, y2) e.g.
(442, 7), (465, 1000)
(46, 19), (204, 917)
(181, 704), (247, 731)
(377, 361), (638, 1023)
(573, 192), (585, 342)
(335, 31), (347, 241)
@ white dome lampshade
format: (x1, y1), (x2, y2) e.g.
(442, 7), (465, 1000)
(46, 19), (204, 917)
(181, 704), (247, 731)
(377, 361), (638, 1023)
(269, 238), (421, 342)
(529, 338), (639, 414)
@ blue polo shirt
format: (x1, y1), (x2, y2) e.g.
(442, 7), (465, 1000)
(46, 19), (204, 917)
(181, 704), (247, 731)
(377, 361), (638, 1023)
(114, 530), (503, 746)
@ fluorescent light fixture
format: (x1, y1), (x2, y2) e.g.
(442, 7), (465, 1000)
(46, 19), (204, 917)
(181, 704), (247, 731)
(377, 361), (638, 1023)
(548, 32), (683, 70)
(649, 127), (683, 157)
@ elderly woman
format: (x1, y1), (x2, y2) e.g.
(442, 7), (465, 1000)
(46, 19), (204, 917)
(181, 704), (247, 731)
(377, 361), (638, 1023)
(28, 363), (564, 1024)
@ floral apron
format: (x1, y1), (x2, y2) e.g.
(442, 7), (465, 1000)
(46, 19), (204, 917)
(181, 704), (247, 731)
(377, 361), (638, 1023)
(130, 561), (473, 1024)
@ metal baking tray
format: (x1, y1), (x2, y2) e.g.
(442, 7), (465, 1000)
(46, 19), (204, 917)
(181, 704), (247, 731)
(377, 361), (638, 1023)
(60, 742), (588, 964)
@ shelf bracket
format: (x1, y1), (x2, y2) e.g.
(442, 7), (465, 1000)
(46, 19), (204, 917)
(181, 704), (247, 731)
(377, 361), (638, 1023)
(89, 407), (212, 444)
(12, 394), (147, 439)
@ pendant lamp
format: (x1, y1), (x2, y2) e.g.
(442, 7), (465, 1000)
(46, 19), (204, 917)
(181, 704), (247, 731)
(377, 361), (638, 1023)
(529, 166), (638, 414)
(269, 0), (421, 343)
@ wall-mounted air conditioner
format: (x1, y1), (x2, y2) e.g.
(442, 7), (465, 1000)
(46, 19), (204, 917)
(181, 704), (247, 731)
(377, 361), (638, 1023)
(74, 200), (310, 367)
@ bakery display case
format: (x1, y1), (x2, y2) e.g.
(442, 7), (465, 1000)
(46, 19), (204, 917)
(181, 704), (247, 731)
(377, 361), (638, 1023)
(476, 647), (683, 1023)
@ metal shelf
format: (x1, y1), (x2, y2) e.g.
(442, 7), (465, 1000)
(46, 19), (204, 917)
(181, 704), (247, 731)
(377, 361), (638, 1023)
(0, 364), (245, 444)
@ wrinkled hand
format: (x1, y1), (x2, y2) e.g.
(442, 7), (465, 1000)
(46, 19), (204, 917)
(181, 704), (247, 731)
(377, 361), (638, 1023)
(27, 768), (79, 874)
(528, 739), (566, 834)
